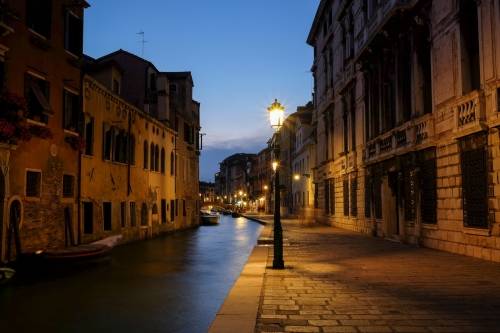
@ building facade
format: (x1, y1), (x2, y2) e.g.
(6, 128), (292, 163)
(308, 0), (500, 261)
(0, 0), (88, 262)
(291, 103), (315, 221)
(88, 50), (201, 230)
(215, 153), (257, 205)
(81, 71), (177, 244)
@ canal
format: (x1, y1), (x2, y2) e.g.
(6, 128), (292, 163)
(0, 216), (263, 333)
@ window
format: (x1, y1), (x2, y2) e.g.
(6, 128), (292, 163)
(103, 202), (112, 231)
(350, 177), (357, 217)
(152, 203), (158, 215)
(365, 176), (372, 218)
(26, 170), (41, 197)
(112, 79), (120, 94)
(170, 151), (175, 175)
(143, 140), (149, 169)
(130, 202), (137, 227)
(169, 84), (177, 93)
(419, 149), (437, 224)
(129, 135), (136, 165)
(183, 199), (186, 217)
(63, 89), (80, 132)
(329, 179), (335, 215)
(120, 202), (126, 228)
(459, 0), (480, 93)
(161, 148), (166, 174)
(64, 11), (83, 56)
(141, 203), (148, 226)
(24, 74), (50, 123)
(175, 199), (179, 216)
(155, 145), (159, 171)
(103, 124), (113, 161)
(150, 142), (155, 171)
(84, 116), (94, 155)
(170, 199), (175, 222)
(26, 0), (52, 39)
(62, 174), (74, 198)
(460, 133), (488, 228)
(83, 202), (93, 234)
(161, 199), (167, 224)
(343, 179), (349, 217)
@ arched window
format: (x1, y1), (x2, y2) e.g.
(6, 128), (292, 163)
(113, 128), (121, 162)
(155, 145), (160, 172)
(129, 135), (136, 165)
(141, 202), (148, 226)
(170, 151), (175, 175)
(103, 123), (113, 161)
(161, 148), (166, 174)
(152, 203), (158, 214)
(143, 140), (148, 169)
(150, 142), (155, 171)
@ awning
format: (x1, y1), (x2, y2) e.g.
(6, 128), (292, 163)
(30, 80), (53, 115)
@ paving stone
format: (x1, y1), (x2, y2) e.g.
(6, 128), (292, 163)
(254, 219), (500, 333)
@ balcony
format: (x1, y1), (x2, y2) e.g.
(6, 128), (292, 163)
(453, 90), (486, 138)
(364, 113), (435, 164)
(355, 0), (416, 60)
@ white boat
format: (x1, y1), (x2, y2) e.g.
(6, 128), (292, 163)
(200, 210), (220, 225)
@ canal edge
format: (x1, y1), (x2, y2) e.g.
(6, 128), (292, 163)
(208, 218), (271, 333)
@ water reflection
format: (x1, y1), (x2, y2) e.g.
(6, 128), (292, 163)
(0, 216), (262, 333)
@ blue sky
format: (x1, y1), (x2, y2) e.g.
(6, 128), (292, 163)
(84, 0), (319, 181)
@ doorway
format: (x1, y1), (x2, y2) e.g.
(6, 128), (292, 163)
(382, 172), (399, 239)
(7, 200), (22, 261)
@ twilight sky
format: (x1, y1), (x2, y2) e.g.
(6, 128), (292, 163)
(84, 0), (319, 182)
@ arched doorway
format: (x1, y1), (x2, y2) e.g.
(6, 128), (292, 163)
(7, 199), (22, 261)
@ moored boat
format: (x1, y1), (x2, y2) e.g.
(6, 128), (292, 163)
(200, 210), (220, 225)
(0, 267), (15, 284)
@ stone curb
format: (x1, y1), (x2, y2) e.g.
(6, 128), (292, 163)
(208, 244), (269, 333)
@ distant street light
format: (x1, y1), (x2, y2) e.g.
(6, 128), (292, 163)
(267, 99), (285, 269)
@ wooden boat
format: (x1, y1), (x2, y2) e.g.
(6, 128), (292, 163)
(201, 211), (220, 225)
(42, 235), (122, 264)
(0, 267), (15, 284)
(231, 212), (241, 218)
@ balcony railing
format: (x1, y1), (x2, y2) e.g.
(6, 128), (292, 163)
(364, 113), (435, 163)
(453, 90), (485, 137)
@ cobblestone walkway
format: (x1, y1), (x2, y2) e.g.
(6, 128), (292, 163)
(255, 220), (500, 333)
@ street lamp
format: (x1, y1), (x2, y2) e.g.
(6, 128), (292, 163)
(267, 98), (285, 269)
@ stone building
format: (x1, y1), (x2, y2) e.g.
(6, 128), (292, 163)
(199, 181), (216, 204)
(215, 153), (257, 204)
(291, 103), (315, 221)
(0, 0), (88, 261)
(308, 0), (500, 261)
(87, 50), (201, 230)
(256, 146), (273, 212)
(81, 67), (177, 244)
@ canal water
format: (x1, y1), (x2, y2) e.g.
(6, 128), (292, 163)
(0, 216), (262, 333)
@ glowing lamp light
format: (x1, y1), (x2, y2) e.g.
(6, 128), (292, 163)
(293, 174), (300, 181)
(272, 161), (279, 171)
(268, 99), (285, 130)
(238, 190), (243, 196)
(263, 185), (269, 190)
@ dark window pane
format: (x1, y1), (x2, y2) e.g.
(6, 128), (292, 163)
(26, 171), (41, 197)
(62, 174), (74, 198)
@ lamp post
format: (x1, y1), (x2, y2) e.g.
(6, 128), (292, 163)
(268, 99), (285, 269)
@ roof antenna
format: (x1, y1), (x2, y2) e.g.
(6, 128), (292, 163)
(137, 31), (147, 57)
